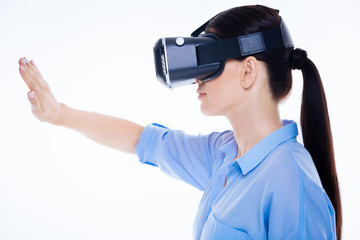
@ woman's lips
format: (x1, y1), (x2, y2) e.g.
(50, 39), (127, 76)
(198, 93), (206, 99)
(197, 87), (206, 99)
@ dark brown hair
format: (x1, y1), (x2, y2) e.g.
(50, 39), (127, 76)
(207, 5), (342, 238)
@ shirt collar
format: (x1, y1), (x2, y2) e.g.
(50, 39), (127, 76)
(222, 120), (298, 175)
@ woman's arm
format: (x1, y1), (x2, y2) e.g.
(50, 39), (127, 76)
(18, 57), (144, 154)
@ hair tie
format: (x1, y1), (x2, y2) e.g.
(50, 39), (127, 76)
(289, 48), (307, 70)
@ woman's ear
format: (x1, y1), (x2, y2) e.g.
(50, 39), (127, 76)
(240, 56), (258, 89)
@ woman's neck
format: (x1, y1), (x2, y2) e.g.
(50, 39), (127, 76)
(226, 100), (283, 160)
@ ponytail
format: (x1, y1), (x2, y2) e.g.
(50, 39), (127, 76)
(290, 49), (342, 239)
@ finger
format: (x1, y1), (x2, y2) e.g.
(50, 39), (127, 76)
(18, 58), (48, 103)
(18, 57), (27, 65)
(27, 91), (44, 117)
(21, 58), (49, 90)
(19, 62), (42, 94)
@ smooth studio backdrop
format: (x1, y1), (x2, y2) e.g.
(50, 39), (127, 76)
(0, 0), (359, 239)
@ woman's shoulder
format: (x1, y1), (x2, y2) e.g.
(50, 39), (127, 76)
(265, 140), (324, 192)
(208, 130), (235, 147)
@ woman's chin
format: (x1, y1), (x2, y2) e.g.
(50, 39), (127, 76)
(200, 104), (220, 116)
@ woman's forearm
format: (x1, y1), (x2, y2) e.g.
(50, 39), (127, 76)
(56, 104), (144, 154)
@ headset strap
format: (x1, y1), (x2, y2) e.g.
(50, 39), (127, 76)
(196, 19), (294, 65)
(191, 5), (280, 37)
(191, 11), (224, 37)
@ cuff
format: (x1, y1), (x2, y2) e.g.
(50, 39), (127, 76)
(135, 123), (168, 167)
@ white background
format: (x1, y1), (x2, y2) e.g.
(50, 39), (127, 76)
(0, 0), (359, 239)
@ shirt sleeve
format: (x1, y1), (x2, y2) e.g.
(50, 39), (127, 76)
(135, 123), (230, 191)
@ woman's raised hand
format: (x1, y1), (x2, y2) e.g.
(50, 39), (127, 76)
(18, 57), (62, 124)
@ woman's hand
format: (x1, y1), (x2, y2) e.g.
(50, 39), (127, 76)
(18, 57), (63, 124)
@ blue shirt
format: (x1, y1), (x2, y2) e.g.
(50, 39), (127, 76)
(136, 120), (336, 239)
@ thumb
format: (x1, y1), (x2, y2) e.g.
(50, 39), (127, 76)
(27, 91), (43, 116)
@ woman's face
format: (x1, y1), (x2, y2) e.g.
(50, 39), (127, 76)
(197, 59), (245, 116)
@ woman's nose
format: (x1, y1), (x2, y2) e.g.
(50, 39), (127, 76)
(196, 80), (203, 85)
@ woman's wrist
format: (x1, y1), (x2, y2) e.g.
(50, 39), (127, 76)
(52, 103), (69, 126)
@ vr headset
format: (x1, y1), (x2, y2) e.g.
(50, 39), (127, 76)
(153, 11), (294, 89)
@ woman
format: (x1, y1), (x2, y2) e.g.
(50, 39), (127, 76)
(18, 5), (341, 240)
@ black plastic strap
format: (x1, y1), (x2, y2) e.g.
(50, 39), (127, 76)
(197, 38), (242, 65)
(197, 20), (293, 65)
(191, 6), (279, 37)
(191, 11), (224, 37)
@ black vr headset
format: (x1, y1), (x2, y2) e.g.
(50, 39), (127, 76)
(153, 10), (294, 89)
